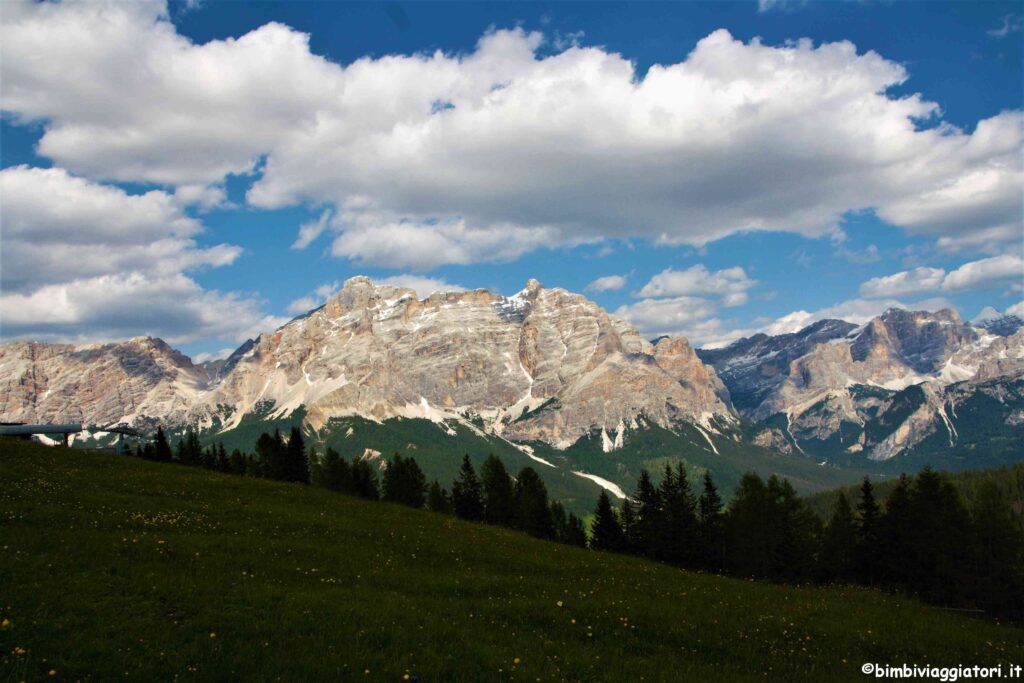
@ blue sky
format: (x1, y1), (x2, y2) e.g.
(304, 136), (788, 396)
(1, 0), (1021, 360)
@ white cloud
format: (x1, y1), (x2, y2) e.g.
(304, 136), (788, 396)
(941, 255), (1024, 293)
(585, 274), (628, 293)
(285, 274), (465, 314)
(613, 296), (718, 340)
(637, 265), (755, 307)
(193, 347), (236, 364)
(3, 3), (1020, 268)
(375, 274), (465, 298)
(1007, 301), (1024, 318)
(0, 273), (287, 346)
(327, 216), (558, 269)
(0, 165), (241, 292)
(859, 267), (946, 299)
(0, 165), (283, 345)
(989, 14), (1023, 38)
(292, 209), (333, 250)
(859, 255), (1024, 299)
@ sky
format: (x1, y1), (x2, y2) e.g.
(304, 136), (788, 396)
(1, 0), (1021, 361)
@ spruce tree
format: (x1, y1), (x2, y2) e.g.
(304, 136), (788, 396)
(972, 481), (1024, 618)
(382, 454), (427, 508)
(564, 513), (588, 548)
(620, 497), (638, 554)
(697, 471), (725, 572)
(590, 490), (625, 552)
(724, 473), (772, 577)
(818, 492), (857, 582)
(769, 475), (820, 581)
(659, 463), (697, 566)
(550, 501), (569, 542)
(480, 454), (514, 526)
(427, 480), (453, 514)
(855, 476), (882, 585)
(451, 455), (484, 521)
(633, 469), (663, 558)
(906, 467), (973, 605)
(879, 474), (913, 588)
(153, 427), (173, 462)
(229, 448), (247, 475)
(351, 458), (380, 499)
(256, 431), (285, 480)
(512, 467), (554, 539)
(311, 447), (352, 492)
(286, 426), (309, 483)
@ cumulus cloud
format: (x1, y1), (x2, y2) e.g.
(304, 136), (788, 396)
(636, 265), (755, 307)
(1007, 301), (1024, 317)
(375, 274), (466, 297)
(612, 264), (756, 343)
(285, 274), (465, 314)
(859, 255), (1024, 299)
(0, 273), (287, 346)
(0, 165), (283, 345)
(2, 2), (1020, 268)
(585, 274), (628, 293)
(613, 296), (718, 339)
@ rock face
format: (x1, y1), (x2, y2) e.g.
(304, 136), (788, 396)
(0, 337), (207, 427)
(698, 308), (1024, 461)
(0, 278), (734, 450)
(202, 277), (734, 448)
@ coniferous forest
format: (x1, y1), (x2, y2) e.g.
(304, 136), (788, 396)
(133, 427), (1024, 621)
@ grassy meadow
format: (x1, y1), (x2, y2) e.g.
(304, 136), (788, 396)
(1, 438), (1021, 682)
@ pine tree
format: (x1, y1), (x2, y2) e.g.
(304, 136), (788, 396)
(818, 492), (857, 582)
(659, 463), (697, 566)
(153, 427), (172, 462)
(382, 454), (427, 508)
(620, 497), (638, 554)
(285, 426), (309, 483)
(633, 469), (662, 558)
(427, 480), (453, 514)
(697, 471), (725, 572)
(879, 474), (913, 588)
(590, 491), (624, 552)
(480, 454), (514, 526)
(855, 476), (882, 585)
(351, 457), (379, 500)
(512, 467), (554, 539)
(451, 455), (483, 521)
(563, 513), (588, 548)
(311, 447), (352, 492)
(906, 467), (974, 606)
(216, 443), (229, 472)
(229, 448), (247, 475)
(768, 475), (820, 581)
(550, 501), (569, 542)
(971, 481), (1024, 618)
(255, 431), (285, 480)
(724, 473), (772, 577)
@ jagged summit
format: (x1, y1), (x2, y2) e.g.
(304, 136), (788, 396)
(0, 277), (732, 451)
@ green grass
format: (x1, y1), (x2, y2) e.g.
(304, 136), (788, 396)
(3, 438), (1022, 682)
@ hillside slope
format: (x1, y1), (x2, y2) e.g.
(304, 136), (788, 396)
(1, 440), (1021, 682)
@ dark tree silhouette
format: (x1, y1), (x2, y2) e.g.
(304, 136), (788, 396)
(590, 490), (625, 552)
(451, 455), (483, 521)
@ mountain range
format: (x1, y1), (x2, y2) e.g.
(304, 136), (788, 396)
(2, 276), (1021, 506)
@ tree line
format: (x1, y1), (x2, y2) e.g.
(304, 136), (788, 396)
(133, 427), (1024, 619)
(589, 464), (1024, 620)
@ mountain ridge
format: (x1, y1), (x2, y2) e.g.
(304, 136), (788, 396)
(1, 277), (1021, 492)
